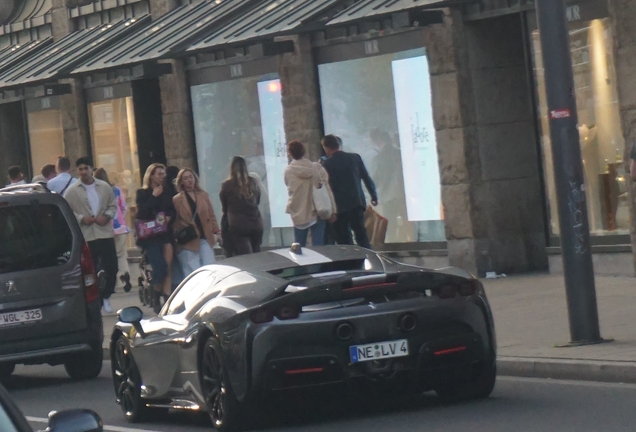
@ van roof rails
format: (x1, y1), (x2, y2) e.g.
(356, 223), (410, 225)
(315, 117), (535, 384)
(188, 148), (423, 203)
(0, 182), (52, 194)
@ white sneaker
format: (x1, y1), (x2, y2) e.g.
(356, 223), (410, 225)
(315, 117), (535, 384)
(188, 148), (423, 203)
(102, 298), (113, 314)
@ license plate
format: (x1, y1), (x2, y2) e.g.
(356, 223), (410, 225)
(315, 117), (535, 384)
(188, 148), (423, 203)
(349, 339), (409, 363)
(0, 309), (42, 328)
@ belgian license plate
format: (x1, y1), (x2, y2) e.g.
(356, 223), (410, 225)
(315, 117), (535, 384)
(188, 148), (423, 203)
(349, 339), (409, 363)
(0, 309), (42, 328)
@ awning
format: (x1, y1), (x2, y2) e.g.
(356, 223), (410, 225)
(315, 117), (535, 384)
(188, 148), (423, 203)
(0, 0), (51, 36)
(71, 0), (251, 76)
(187, 0), (342, 53)
(0, 38), (52, 74)
(327, 0), (450, 26)
(0, 16), (149, 89)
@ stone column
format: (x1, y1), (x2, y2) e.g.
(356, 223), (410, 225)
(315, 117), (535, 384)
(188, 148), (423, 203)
(426, 10), (548, 275)
(52, 0), (90, 167)
(277, 34), (324, 160)
(150, 0), (196, 169)
(608, 0), (636, 275)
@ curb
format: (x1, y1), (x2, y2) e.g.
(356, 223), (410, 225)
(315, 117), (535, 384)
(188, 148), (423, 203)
(497, 356), (636, 384)
(100, 349), (636, 384)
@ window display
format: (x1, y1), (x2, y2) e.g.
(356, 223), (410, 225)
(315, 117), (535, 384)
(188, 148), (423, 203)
(318, 47), (444, 243)
(26, 103), (63, 178)
(532, 18), (628, 236)
(191, 73), (294, 247)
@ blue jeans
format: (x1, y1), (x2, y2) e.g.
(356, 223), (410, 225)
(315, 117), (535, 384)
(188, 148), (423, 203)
(178, 239), (216, 277)
(294, 220), (326, 247)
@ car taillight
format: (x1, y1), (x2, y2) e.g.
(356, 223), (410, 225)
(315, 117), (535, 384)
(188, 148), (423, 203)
(436, 280), (479, 299)
(81, 243), (99, 303)
(250, 305), (300, 324)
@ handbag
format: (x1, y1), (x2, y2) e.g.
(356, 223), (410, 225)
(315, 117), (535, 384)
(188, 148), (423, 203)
(312, 163), (333, 220)
(135, 211), (169, 240)
(174, 195), (199, 245)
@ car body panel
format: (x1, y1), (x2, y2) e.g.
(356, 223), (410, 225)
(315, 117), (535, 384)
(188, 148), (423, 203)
(112, 245), (496, 408)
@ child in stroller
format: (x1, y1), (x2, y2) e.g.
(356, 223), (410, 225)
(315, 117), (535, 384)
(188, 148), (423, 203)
(137, 251), (185, 310)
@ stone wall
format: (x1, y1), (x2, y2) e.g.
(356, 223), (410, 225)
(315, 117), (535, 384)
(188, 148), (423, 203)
(427, 10), (548, 275)
(278, 34), (324, 160)
(608, 0), (636, 276)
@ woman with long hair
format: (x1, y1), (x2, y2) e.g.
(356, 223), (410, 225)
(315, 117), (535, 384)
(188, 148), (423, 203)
(94, 168), (132, 292)
(135, 163), (176, 313)
(173, 168), (220, 275)
(219, 156), (263, 256)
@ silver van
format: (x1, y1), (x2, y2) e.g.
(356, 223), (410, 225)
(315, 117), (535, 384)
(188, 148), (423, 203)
(0, 184), (103, 380)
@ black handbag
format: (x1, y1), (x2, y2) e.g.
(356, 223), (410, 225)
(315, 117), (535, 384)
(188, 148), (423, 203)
(175, 195), (199, 245)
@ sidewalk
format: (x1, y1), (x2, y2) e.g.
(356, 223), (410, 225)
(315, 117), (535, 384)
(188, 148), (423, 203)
(101, 271), (636, 383)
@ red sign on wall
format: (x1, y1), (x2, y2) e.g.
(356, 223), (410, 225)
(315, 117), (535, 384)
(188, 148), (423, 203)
(550, 109), (571, 119)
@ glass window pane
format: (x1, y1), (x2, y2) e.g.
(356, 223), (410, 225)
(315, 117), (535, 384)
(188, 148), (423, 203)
(88, 97), (141, 246)
(191, 73), (294, 247)
(27, 109), (63, 178)
(532, 18), (628, 236)
(318, 48), (445, 243)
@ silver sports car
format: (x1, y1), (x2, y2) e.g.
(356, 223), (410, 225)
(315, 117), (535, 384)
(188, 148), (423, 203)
(110, 245), (496, 431)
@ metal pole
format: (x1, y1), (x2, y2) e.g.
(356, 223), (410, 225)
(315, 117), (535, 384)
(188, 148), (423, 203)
(535, 0), (601, 344)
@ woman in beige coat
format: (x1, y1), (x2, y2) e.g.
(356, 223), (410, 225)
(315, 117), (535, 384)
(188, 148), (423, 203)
(284, 140), (337, 246)
(173, 169), (220, 276)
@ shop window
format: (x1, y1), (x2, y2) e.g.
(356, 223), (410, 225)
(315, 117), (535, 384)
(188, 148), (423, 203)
(191, 73), (294, 247)
(88, 97), (141, 246)
(27, 108), (63, 179)
(532, 18), (628, 237)
(318, 48), (444, 244)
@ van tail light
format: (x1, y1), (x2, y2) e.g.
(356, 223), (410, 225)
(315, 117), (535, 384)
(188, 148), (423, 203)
(436, 280), (479, 299)
(250, 305), (300, 324)
(81, 243), (99, 303)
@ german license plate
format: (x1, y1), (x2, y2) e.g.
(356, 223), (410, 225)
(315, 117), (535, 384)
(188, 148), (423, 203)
(0, 309), (42, 327)
(349, 339), (409, 363)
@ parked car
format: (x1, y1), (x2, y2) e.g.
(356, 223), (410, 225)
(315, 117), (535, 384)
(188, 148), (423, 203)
(0, 183), (103, 381)
(110, 244), (496, 431)
(0, 381), (102, 432)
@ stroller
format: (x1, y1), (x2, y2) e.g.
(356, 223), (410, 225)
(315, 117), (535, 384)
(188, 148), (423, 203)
(137, 252), (156, 308)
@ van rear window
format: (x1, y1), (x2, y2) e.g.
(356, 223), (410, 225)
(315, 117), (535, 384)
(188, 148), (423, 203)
(0, 204), (72, 274)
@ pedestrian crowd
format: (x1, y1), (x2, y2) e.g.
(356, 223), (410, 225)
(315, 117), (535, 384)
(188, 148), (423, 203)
(4, 134), (378, 315)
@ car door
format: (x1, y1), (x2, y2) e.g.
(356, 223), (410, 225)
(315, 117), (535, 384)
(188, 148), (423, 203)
(131, 270), (215, 399)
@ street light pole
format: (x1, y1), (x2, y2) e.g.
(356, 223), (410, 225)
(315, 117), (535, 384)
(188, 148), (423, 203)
(536, 0), (602, 344)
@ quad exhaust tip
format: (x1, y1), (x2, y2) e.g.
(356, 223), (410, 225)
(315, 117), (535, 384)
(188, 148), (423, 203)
(400, 314), (416, 332)
(336, 322), (354, 340)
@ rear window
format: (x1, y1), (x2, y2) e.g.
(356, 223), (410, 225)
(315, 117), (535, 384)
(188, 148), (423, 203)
(0, 204), (73, 274)
(268, 259), (366, 280)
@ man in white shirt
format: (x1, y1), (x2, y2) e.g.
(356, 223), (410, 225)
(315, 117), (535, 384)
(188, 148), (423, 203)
(47, 156), (77, 195)
(64, 157), (118, 313)
(5, 166), (25, 187)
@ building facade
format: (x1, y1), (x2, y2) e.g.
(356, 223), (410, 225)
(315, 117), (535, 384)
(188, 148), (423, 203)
(0, 0), (633, 276)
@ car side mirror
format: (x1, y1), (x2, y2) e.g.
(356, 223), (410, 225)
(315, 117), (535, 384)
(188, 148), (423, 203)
(48, 409), (102, 432)
(118, 307), (146, 338)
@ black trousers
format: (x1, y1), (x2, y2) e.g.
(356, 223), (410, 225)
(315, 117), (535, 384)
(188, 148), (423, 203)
(332, 207), (371, 249)
(228, 231), (263, 256)
(88, 238), (118, 300)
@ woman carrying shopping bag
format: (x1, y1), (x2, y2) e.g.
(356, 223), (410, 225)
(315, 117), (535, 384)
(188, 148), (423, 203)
(284, 140), (337, 246)
(173, 168), (220, 276)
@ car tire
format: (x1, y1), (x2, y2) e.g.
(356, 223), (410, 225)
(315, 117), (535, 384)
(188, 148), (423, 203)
(435, 362), (496, 403)
(112, 336), (147, 423)
(200, 336), (242, 431)
(64, 345), (103, 380)
(0, 363), (15, 381)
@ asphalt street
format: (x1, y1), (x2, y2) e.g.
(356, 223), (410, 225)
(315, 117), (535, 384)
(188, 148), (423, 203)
(3, 363), (636, 432)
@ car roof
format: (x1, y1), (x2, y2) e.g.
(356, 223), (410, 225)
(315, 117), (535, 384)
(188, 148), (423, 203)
(219, 245), (372, 274)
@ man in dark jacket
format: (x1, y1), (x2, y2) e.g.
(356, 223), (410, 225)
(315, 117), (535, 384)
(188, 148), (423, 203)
(321, 134), (378, 249)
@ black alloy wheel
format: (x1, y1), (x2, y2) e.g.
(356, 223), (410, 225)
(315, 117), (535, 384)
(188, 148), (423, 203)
(201, 337), (239, 431)
(113, 337), (147, 422)
(435, 362), (497, 403)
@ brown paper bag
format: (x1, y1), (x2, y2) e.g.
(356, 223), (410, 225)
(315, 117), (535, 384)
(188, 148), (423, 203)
(364, 205), (388, 249)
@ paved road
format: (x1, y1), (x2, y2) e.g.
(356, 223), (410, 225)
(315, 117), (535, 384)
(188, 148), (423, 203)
(4, 364), (636, 432)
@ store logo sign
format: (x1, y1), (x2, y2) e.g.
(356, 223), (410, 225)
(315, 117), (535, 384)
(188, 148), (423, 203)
(364, 40), (379, 55)
(230, 64), (243, 78)
(41, 97), (51, 110)
(103, 86), (114, 99)
(567, 5), (581, 22)
(550, 108), (571, 119)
